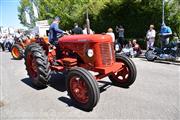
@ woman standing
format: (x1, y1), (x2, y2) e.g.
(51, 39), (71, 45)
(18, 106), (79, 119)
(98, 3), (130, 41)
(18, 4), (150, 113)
(146, 25), (156, 49)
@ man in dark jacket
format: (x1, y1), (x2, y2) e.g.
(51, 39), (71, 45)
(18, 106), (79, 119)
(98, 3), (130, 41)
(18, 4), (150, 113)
(71, 23), (83, 34)
(49, 16), (65, 45)
(49, 17), (65, 60)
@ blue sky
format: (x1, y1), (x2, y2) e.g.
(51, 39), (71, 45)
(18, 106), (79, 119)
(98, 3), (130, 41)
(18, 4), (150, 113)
(0, 0), (25, 28)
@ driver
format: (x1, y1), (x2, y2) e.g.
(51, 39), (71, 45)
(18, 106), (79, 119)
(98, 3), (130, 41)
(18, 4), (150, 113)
(49, 16), (65, 45)
(49, 16), (66, 60)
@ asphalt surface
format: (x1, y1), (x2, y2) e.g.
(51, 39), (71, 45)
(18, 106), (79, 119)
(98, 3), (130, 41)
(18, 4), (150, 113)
(0, 51), (179, 120)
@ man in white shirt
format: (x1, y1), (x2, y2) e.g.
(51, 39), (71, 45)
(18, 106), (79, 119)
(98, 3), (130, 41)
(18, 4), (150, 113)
(146, 25), (156, 49)
(106, 28), (115, 43)
(82, 24), (93, 34)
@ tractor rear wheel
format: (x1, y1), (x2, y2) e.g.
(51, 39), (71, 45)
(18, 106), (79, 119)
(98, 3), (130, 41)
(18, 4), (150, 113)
(66, 67), (100, 111)
(109, 55), (137, 87)
(24, 43), (51, 88)
(11, 44), (24, 60)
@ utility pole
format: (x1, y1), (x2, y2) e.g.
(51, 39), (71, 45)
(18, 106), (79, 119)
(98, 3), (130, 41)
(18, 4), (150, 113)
(86, 9), (90, 34)
(162, 0), (165, 25)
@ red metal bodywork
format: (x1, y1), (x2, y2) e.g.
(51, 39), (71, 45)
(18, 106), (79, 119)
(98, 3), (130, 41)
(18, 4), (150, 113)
(47, 34), (123, 79)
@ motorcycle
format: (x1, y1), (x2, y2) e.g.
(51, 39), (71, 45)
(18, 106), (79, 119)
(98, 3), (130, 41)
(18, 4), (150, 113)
(145, 41), (180, 61)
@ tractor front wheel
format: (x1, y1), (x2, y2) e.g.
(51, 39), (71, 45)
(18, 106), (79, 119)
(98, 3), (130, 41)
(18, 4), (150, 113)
(11, 44), (24, 60)
(109, 55), (137, 87)
(66, 67), (100, 111)
(24, 43), (51, 88)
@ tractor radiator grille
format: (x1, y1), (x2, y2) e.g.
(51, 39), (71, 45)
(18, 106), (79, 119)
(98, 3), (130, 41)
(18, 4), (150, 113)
(100, 43), (115, 66)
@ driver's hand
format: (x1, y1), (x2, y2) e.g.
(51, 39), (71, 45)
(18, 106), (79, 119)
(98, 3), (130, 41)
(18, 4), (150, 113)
(63, 31), (70, 35)
(50, 44), (56, 49)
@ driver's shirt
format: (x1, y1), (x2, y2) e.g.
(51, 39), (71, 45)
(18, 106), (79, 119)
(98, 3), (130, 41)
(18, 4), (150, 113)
(49, 22), (64, 43)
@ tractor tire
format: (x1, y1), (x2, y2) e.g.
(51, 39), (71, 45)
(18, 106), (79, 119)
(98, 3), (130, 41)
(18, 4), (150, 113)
(109, 55), (137, 87)
(66, 67), (100, 111)
(11, 44), (24, 60)
(145, 50), (156, 61)
(24, 43), (51, 88)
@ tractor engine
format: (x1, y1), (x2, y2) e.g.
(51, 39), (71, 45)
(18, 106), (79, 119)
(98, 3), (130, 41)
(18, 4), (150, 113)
(59, 34), (115, 69)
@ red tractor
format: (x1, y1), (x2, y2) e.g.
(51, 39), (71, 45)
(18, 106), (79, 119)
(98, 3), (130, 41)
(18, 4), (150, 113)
(11, 36), (32, 60)
(24, 34), (137, 111)
(11, 36), (49, 60)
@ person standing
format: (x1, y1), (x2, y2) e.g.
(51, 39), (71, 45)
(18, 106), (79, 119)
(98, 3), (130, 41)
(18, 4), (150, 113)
(116, 25), (125, 47)
(82, 24), (93, 34)
(160, 23), (172, 48)
(106, 28), (115, 43)
(0, 35), (5, 51)
(71, 23), (83, 34)
(146, 25), (156, 49)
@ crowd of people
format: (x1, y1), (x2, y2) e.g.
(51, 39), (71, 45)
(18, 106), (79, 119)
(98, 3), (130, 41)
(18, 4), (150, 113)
(0, 34), (15, 52)
(0, 29), (26, 52)
(1, 16), (177, 59)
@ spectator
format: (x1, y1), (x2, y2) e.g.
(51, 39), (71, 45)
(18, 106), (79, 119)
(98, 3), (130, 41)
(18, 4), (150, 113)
(3, 36), (8, 50)
(14, 29), (22, 42)
(5, 35), (14, 51)
(49, 16), (65, 45)
(160, 23), (172, 48)
(0, 35), (5, 51)
(106, 28), (115, 43)
(122, 41), (134, 57)
(146, 24), (156, 50)
(116, 25), (125, 47)
(132, 39), (142, 57)
(71, 23), (83, 34)
(83, 24), (93, 34)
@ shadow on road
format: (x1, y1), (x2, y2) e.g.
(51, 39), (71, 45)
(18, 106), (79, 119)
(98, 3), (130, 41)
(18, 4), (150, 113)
(98, 81), (112, 93)
(98, 81), (129, 91)
(58, 96), (73, 107)
(21, 78), (43, 90)
(48, 72), (67, 92)
(21, 72), (67, 91)
(21, 74), (129, 112)
(58, 96), (93, 112)
(10, 58), (21, 61)
(140, 58), (180, 66)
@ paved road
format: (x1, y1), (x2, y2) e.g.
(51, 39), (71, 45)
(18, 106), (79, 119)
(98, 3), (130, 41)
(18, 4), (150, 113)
(0, 51), (179, 120)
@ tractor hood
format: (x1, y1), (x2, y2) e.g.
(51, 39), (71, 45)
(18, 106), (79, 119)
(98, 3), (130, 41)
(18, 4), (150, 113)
(60, 34), (112, 43)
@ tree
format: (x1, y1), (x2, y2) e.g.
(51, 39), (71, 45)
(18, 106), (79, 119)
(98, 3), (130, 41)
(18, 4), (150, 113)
(18, 0), (180, 37)
(166, 0), (180, 37)
(18, 0), (38, 28)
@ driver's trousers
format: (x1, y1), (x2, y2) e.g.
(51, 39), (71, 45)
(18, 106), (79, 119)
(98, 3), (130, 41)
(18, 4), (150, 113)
(50, 40), (61, 59)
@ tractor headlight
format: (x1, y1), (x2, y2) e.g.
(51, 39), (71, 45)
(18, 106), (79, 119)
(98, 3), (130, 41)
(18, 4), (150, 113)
(115, 44), (120, 51)
(87, 49), (94, 57)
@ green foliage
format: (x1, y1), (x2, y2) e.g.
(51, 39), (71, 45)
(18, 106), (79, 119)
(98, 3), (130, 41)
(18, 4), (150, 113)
(18, 0), (180, 38)
(166, 0), (180, 37)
